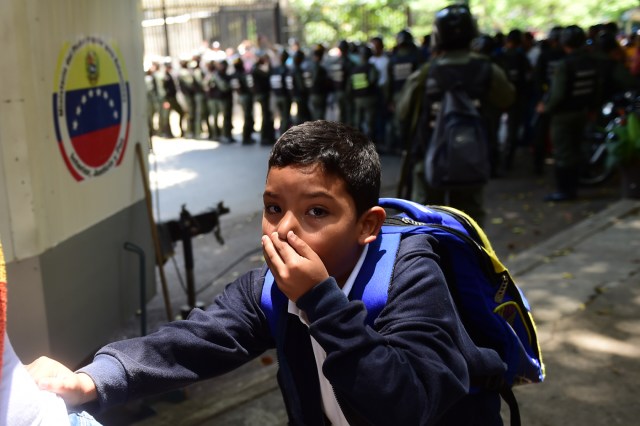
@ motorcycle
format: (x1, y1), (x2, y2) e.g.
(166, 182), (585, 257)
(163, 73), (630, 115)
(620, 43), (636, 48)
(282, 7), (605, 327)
(579, 91), (635, 186)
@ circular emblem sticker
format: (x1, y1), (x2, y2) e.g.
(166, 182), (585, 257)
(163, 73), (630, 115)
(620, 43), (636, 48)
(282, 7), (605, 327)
(53, 36), (130, 181)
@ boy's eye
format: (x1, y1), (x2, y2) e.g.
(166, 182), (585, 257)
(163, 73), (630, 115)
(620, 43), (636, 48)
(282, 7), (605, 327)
(307, 207), (328, 218)
(265, 204), (281, 214)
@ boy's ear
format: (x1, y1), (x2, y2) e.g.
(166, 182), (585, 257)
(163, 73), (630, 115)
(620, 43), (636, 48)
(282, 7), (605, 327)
(358, 206), (386, 245)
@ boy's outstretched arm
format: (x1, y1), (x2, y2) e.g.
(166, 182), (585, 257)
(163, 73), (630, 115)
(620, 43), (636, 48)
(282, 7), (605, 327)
(26, 356), (98, 407)
(262, 230), (329, 302)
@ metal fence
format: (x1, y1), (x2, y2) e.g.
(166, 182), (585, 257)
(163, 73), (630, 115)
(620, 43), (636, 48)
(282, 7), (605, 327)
(141, 0), (420, 60)
(141, 0), (287, 59)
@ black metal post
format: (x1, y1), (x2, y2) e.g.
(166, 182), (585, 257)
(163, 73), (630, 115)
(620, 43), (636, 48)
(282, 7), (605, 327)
(124, 242), (147, 336)
(179, 207), (197, 310)
(162, 0), (171, 57)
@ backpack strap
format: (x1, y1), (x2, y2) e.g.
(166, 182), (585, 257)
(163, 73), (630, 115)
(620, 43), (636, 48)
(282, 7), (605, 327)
(260, 232), (402, 336)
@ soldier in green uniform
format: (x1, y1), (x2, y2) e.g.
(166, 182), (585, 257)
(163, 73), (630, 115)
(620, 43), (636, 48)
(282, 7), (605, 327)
(204, 60), (234, 143)
(177, 58), (196, 138)
(537, 25), (601, 202)
(191, 55), (208, 139)
(144, 61), (160, 136)
(158, 59), (185, 138)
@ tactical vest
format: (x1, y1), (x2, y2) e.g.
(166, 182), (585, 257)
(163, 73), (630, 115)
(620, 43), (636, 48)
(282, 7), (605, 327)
(309, 62), (328, 95)
(561, 52), (599, 111)
(231, 71), (254, 95)
(251, 65), (271, 95)
(270, 65), (290, 97)
(389, 48), (420, 92)
(423, 57), (492, 130)
(350, 63), (375, 98)
(328, 57), (350, 91)
(178, 69), (195, 96)
(500, 49), (529, 91)
(291, 66), (310, 98)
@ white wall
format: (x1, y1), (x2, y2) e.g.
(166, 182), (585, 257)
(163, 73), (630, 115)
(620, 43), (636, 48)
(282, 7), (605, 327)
(0, 0), (154, 363)
(0, 0), (148, 262)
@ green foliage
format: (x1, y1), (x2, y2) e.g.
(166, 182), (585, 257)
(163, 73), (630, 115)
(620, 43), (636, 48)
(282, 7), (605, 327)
(606, 112), (640, 168)
(288, 0), (640, 47)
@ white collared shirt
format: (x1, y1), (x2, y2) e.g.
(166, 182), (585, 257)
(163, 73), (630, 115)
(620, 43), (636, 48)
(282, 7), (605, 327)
(288, 244), (369, 426)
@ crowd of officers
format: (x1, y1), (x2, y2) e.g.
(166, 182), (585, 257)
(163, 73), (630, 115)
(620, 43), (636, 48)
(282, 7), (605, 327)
(145, 10), (640, 219)
(144, 33), (431, 149)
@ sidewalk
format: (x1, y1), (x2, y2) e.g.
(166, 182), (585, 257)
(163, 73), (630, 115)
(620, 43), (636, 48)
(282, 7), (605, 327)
(510, 198), (640, 425)
(101, 197), (640, 425)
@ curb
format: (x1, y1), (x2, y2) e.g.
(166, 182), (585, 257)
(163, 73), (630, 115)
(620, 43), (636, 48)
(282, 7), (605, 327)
(507, 199), (640, 277)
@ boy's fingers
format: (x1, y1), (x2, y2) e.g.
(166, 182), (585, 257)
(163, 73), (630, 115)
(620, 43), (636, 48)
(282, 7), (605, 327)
(285, 231), (313, 259)
(262, 234), (284, 268)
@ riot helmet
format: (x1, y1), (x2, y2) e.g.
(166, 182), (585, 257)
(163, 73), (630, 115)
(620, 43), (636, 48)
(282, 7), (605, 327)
(432, 4), (478, 50)
(396, 29), (414, 46)
(560, 25), (586, 49)
(471, 34), (495, 56)
(548, 26), (563, 43)
(596, 30), (619, 54)
(359, 45), (373, 63)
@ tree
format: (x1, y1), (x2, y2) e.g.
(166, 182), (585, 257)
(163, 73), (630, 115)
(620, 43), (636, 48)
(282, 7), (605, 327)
(287, 0), (640, 47)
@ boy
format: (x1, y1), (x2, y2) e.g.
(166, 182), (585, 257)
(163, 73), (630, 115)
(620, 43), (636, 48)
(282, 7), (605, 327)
(28, 120), (505, 425)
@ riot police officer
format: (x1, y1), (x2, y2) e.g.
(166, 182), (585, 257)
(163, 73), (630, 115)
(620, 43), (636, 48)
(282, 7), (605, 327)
(145, 61), (160, 136)
(158, 59), (185, 138)
(327, 40), (353, 124)
(191, 55), (209, 139)
(205, 60), (234, 143)
(177, 58), (196, 138)
(532, 26), (565, 175)
(537, 25), (601, 202)
(387, 29), (424, 153)
(349, 45), (379, 143)
(231, 57), (255, 144)
(251, 51), (275, 145)
(308, 45), (330, 121)
(409, 5), (515, 226)
(291, 50), (312, 124)
(498, 29), (532, 171)
(270, 49), (292, 136)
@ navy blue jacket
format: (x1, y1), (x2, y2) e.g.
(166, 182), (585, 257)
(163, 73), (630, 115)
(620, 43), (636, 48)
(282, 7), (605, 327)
(80, 233), (505, 425)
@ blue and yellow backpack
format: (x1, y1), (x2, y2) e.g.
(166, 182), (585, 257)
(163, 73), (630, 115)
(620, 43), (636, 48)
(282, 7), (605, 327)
(262, 197), (544, 425)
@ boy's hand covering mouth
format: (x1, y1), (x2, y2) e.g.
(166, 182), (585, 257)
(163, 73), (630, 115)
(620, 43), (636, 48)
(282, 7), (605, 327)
(262, 230), (329, 302)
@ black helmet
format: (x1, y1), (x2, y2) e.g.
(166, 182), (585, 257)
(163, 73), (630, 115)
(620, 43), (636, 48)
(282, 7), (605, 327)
(560, 25), (586, 49)
(596, 30), (619, 54)
(338, 39), (349, 53)
(279, 49), (289, 64)
(359, 45), (373, 61)
(548, 26), (563, 43)
(293, 50), (305, 64)
(471, 34), (494, 56)
(396, 29), (414, 46)
(506, 29), (523, 46)
(432, 4), (478, 50)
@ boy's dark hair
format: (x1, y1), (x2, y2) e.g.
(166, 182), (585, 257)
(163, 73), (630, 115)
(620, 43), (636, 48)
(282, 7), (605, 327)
(268, 120), (381, 218)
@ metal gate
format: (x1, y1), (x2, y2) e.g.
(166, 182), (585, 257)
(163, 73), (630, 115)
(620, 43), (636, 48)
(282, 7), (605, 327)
(141, 0), (285, 59)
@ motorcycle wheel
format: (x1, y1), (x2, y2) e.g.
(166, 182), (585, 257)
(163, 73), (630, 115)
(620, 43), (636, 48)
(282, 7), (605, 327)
(579, 138), (615, 186)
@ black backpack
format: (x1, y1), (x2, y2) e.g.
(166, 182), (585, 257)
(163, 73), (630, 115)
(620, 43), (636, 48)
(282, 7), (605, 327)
(425, 60), (492, 189)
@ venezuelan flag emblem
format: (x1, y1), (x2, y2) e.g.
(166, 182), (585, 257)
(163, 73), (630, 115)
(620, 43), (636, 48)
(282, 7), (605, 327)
(53, 37), (130, 181)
